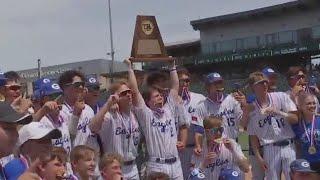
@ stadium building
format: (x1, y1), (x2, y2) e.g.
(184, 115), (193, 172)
(148, 0), (320, 92)
(16, 59), (128, 95)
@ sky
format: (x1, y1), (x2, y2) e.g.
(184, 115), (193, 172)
(0, 0), (295, 71)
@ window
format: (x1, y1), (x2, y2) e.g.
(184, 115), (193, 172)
(243, 36), (258, 49)
(278, 31), (295, 44)
(220, 40), (236, 52)
(312, 26), (320, 39)
(236, 39), (244, 50)
(265, 33), (276, 46)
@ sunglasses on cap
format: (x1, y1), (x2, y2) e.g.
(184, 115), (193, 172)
(179, 78), (191, 83)
(253, 79), (269, 86)
(207, 127), (224, 134)
(65, 81), (85, 88)
(118, 89), (132, 97)
(5, 84), (22, 91)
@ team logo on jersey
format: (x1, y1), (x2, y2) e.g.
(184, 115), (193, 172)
(258, 115), (285, 128)
(207, 159), (229, 172)
(188, 106), (195, 113)
(151, 118), (175, 137)
(77, 117), (90, 133)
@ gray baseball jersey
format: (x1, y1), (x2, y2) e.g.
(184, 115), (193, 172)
(218, 95), (243, 139)
(61, 103), (98, 148)
(99, 111), (141, 161)
(133, 92), (185, 159)
(247, 92), (297, 145)
(192, 139), (244, 180)
(40, 115), (72, 154)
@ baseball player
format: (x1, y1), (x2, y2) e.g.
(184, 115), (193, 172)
(126, 59), (187, 179)
(193, 73), (246, 156)
(191, 115), (249, 180)
(245, 67), (279, 180)
(58, 70), (99, 150)
(89, 80), (141, 180)
(36, 79), (72, 155)
(177, 68), (206, 177)
(245, 71), (298, 180)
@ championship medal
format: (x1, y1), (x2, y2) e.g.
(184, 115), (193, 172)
(308, 146), (317, 155)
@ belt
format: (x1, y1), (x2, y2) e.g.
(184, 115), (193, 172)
(149, 157), (177, 164)
(265, 139), (294, 147)
(186, 144), (195, 148)
(123, 160), (135, 166)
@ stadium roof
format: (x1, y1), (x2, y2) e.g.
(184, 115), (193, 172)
(191, 0), (317, 30)
(165, 38), (200, 50)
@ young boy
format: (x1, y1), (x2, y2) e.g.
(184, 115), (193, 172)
(99, 153), (124, 180)
(192, 115), (249, 180)
(70, 145), (97, 180)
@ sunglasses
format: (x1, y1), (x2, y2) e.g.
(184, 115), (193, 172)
(207, 127), (224, 134)
(65, 81), (85, 88)
(290, 74), (306, 80)
(179, 78), (191, 83)
(5, 84), (22, 91)
(118, 89), (132, 97)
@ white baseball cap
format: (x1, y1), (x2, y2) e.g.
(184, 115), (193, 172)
(17, 122), (61, 147)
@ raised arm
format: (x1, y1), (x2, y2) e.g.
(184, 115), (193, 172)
(169, 59), (180, 104)
(89, 95), (118, 133)
(125, 59), (145, 107)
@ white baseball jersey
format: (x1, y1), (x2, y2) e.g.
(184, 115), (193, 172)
(99, 111), (141, 161)
(133, 93), (185, 159)
(61, 103), (98, 148)
(40, 115), (72, 154)
(218, 95), (243, 139)
(192, 97), (223, 129)
(247, 92), (297, 145)
(191, 139), (244, 180)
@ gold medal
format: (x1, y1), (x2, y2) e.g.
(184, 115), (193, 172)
(308, 146), (317, 154)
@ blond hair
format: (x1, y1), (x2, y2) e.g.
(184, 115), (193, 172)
(203, 115), (223, 129)
(70, 145), (95, 163)
(99, 153), (123, 171)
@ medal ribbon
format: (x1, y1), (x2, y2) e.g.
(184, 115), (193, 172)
(302, 115), (316, 147)
(255, 93), (273, 111)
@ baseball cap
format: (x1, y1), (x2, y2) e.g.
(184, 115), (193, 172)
(189, 168), (205, 179)
(262, 67), (277, 77)
(205, 72), (223, 84)
(33, 78), (51, 91)
(39, 82), (62, 97)
(290, 159), (316, 173)
(0, 102), (33, 124)
(85, 74), (100, 89)
(3, 158), (28, 180)
(248, 72), (269, 86)
(219, 168), (241, 180)
(0, 70), (7, 86)
(17, 122), (62, 146)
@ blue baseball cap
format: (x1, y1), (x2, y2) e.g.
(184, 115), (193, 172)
(31, 89), (41, 101)
(189, 168), (205, 180)
(205, 72), (223, 84)
(262, 67), (277, 77)
(33, 78), (51, 91)
(219, 168), (241, 180)
(3, 158), (28, 180)
(39, 82), (62, 97)
(85, 74), (100, 90)
(0, 71), (7, 86)
(290, 159), (316, 173)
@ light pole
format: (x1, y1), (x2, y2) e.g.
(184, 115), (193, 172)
(107, 0), (115, 81)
